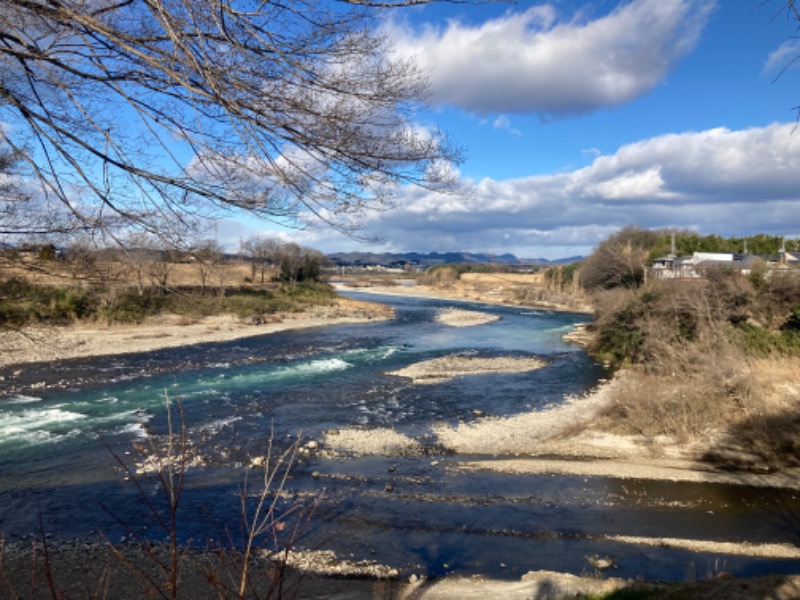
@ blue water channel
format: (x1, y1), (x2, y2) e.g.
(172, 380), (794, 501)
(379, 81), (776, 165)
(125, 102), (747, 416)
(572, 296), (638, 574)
(1, 293), (799, 582)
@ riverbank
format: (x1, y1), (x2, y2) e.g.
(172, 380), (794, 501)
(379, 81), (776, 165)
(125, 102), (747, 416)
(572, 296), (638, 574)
(0, 539), (642, 599)
(0, 297), (393, 370)
(0, 277), (572, 371)
(331, 273), (593, 314)
(4, 535), (800, 600)
(334, 280), (800, 486)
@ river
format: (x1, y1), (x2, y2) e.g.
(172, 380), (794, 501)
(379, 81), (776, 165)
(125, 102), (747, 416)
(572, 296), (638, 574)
(1, 293), (799, 582)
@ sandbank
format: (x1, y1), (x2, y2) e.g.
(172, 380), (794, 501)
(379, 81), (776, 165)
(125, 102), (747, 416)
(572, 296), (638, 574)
(331, 277), (594, 314)
(387, 354), (547, 385)
(432, 374), (621, 453)
(434, 307), (500, 327)
(322, 427), (422, 456)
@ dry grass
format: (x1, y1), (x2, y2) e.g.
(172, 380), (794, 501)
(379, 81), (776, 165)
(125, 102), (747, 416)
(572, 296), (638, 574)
(1, 256), (262, 289)
(707, 356), (800, 469)
(332, 297), (395, 319)
(593, 356), (800, 470)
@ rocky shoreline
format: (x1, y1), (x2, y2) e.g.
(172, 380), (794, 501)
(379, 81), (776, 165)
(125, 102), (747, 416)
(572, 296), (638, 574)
(5, 534), (799, 599)
(0, 536), (646, 599)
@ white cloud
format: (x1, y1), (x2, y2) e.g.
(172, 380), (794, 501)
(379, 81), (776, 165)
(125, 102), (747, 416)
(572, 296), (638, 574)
(260, 122), (800, 259)
(493, 114), (521, 136)
(388, 0), (716, 117)
(764, 40), (800, 76)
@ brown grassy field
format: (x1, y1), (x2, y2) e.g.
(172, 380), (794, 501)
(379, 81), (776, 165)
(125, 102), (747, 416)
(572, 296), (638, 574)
(0, 255), (260, 289)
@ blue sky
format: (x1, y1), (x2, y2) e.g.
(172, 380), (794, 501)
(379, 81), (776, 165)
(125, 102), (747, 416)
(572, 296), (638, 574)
(226, 0), (800, 259)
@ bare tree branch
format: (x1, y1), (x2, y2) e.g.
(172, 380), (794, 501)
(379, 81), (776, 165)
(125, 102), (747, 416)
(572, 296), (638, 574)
(0, 0), (474, 245)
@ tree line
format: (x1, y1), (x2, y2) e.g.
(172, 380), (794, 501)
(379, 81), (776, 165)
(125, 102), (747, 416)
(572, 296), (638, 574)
(2, 233), (327, 295)
(580, 227), (798, 291)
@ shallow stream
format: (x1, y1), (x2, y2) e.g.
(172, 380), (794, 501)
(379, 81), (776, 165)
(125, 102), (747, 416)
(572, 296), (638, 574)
(1, 293), (799, 582)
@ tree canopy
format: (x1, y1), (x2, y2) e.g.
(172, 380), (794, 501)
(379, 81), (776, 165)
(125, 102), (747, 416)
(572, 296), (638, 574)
(0, 0), (464, 245)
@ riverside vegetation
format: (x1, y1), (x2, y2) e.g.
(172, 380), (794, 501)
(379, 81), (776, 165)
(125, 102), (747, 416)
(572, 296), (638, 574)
(579, 229), (800, 471)
(406, 229), (800, 464)
(0, 241), (337, 330)
(415, 230), (800, 469)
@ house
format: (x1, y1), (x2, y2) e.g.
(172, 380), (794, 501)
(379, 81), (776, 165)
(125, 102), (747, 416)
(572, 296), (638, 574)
(649, 252), (759, 280)
(783, 252), (800, 265)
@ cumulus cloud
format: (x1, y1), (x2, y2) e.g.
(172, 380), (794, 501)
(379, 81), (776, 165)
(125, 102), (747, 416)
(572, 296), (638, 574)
(388, 0), (716, 117)
(265, 122), (800, 259)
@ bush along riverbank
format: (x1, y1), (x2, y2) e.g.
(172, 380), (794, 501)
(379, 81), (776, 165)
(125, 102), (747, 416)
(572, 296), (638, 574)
(0, 276), (342, 327)
(580, 265), (800, 474)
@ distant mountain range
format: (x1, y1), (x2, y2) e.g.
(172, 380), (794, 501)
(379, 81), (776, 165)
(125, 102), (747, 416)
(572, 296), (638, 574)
(326, 251), (583, 268)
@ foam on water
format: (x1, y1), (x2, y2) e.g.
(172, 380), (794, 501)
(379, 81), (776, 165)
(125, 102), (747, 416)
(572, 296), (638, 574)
(343, 345), (402, 362)
(547, 324), (580, 333)
(179, 387), (224, 401)
(4, 394), (43, 405)
(293, 357), (351, 374)
(192, 415), (241, 433)
(148, 346), (402, 398)
(0, 407), (87, 445)
(228, 356), (354, 386)
(116, 422), (148, 439)
(12, 429), (76, 446)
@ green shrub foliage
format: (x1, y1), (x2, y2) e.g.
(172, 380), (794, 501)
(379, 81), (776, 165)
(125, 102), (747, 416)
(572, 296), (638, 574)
(0, 277), (338, 328)
(591, 270), (800, 367)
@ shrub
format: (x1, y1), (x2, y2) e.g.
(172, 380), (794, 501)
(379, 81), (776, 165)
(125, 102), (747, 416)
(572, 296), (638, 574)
(418, 265), (461, 287)
(734, 321), (800, 356)
(275, 281), (336, 301)
(0, 277), (97, 325)
(102, 290), (166, 324)
(544, 262), (582, 291)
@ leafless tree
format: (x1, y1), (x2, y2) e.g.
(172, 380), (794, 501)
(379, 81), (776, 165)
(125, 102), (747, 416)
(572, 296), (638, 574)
(117, 231), (165, 295)
(64, 236), (100, 282)
(276, 243), (304, 290)
(771, 2), (800, 98)
(147, 247), (177, 295)
(242, 235), (280, 284)
(0, 0), (467, 246)
(581, 227), (659, 290)
(191, 238), (225, 295)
